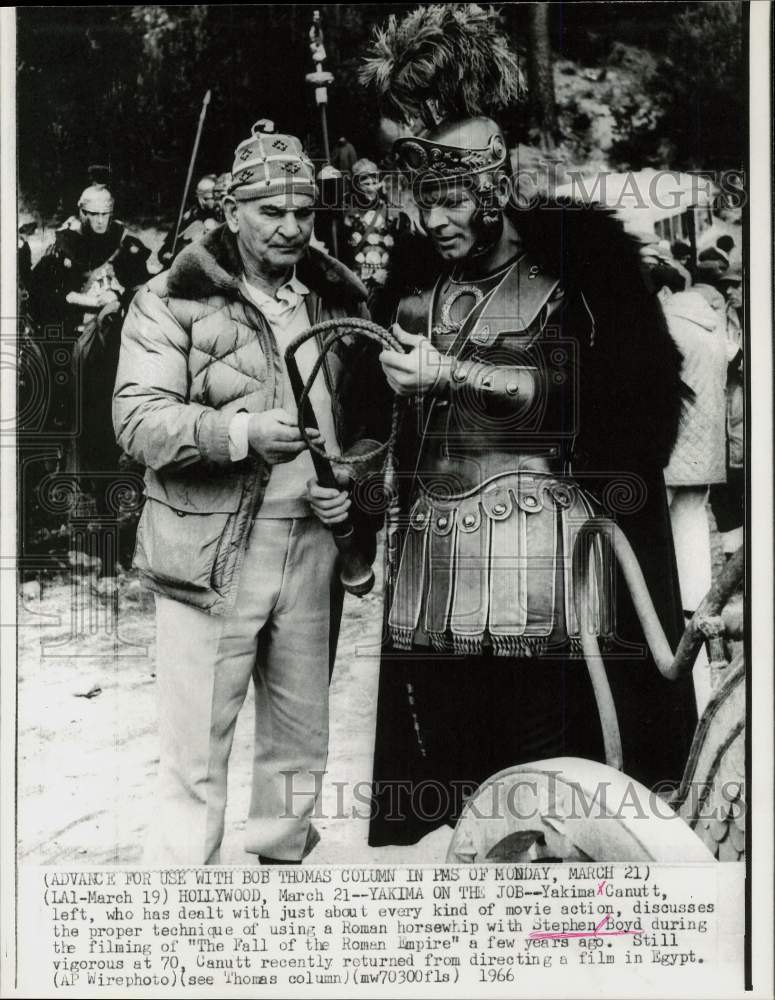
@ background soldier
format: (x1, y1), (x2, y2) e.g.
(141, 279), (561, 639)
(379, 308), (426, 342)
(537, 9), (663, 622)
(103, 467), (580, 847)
(340, 158), (405, 297)
(211, 171), (232, 223)
(157, 173), (219, 268)
(29, 178), (150, 510)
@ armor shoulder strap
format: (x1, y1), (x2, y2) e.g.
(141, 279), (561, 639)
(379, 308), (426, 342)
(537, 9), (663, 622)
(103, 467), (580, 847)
(464, 254), (561, 349)
(396, 281), (438, 336)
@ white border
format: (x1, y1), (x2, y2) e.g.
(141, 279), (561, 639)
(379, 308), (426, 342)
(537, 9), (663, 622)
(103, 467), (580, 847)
(0, 4), (772, 998)
(0, 7), (18, 997)
(747, 1), (773, 996)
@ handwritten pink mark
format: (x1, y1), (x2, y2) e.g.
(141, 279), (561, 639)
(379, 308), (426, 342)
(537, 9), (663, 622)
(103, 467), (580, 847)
(596, 880), (606, 895)
(528, 914), (639, 941)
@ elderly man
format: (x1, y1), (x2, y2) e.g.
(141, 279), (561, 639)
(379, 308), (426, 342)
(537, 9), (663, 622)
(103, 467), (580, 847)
(158, 173), (219, 268)
(114, 120), (373, 864)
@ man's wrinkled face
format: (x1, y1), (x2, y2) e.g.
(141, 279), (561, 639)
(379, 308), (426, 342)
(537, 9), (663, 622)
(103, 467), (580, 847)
(225, 192), (315, 274)
(196, 180), (216, 212)
(80, 208), (112, 235)
(417, 182), (479, 261)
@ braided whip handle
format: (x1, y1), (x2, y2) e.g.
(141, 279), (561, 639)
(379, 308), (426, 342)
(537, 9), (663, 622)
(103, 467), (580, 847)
(284, 318), (403, 598)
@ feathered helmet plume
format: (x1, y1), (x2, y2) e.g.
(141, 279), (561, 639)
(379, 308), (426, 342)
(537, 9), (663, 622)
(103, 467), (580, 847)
(360, 4), (525, 132)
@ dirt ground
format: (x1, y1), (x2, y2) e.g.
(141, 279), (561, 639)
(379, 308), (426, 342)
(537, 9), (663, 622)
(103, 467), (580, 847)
(16, 549), (449, 867)
(16, 524), (734, 868)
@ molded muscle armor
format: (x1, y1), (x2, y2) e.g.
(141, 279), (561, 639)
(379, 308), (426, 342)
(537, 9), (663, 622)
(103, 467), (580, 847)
(388, 254), (612, 655)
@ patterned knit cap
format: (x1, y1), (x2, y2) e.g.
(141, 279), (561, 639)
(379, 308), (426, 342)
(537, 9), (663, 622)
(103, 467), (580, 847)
(228, 120), (317, 202)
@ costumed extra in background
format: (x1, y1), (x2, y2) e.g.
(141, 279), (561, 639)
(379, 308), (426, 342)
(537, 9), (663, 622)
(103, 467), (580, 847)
(29, 169), (151, 520)
(157, 174), (220, 269)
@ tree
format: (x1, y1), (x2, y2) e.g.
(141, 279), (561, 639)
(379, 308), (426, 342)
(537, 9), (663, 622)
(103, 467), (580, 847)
(657, 1), (745, 170)
(526, 2), (557, 152)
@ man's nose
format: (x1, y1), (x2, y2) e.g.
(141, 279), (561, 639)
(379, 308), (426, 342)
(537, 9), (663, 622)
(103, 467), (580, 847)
(278, 212), (302, 238)
(426, 206), (449, 230)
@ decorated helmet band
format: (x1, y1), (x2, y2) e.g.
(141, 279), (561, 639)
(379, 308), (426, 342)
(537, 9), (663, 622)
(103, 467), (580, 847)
(393, 124), (507, 183)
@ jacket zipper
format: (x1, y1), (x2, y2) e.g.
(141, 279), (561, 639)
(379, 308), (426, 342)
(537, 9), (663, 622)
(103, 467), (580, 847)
(237, 296), (279, 523)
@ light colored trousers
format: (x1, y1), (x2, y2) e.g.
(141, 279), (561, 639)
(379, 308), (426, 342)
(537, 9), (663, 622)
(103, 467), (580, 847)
(144, 517), (338, 865)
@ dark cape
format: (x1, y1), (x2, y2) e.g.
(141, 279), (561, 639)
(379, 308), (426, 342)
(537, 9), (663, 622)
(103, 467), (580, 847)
(29, 221), (150, 328)
(368, 198), (698, 848)
(27, 221), (151, 514)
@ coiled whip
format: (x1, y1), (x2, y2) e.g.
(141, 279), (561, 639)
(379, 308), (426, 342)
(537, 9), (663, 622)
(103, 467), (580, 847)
(286, 318), (745, 774)
(284, 318), (403, 596)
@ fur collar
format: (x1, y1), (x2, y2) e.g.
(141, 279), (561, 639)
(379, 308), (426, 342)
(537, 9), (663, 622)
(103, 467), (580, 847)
(166, 224), (368, 305)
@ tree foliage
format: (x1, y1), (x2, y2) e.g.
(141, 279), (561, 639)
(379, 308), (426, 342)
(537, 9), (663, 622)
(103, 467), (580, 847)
(17, 3), (746, 222)
(656, 1), (745, 170)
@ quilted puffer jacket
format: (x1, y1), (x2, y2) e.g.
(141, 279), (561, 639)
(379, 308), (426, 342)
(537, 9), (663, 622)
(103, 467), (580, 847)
(663, 290), (727, 488)
(113, 225), (373, 613)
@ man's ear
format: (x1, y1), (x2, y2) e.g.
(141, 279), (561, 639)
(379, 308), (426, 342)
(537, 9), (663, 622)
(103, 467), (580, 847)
(495, 173), (512, 209)
(223, 196), (240, 234)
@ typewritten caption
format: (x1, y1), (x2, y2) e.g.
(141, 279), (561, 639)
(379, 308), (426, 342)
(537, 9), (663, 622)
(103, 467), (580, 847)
(19, 864), (743, 995)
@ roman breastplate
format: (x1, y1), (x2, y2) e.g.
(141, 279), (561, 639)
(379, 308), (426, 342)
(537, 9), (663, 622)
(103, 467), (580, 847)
(387, 255), (612, 656)
(397, 254), (574, 498)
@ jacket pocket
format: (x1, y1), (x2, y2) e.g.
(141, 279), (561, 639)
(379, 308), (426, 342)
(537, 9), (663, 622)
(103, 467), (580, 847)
(134, 486), (241, 593)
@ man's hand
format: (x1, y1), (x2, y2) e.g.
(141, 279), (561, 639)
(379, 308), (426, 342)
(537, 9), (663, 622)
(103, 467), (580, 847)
(65, 290), (102, 309)
(247, 408), (321, 465)
(379, 324), (450, 396)
(95, 289), (120, 308)
(306, 465), (351, 526)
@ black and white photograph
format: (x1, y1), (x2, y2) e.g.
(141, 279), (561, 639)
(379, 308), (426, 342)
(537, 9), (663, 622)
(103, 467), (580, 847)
(1, 3), (772, 997)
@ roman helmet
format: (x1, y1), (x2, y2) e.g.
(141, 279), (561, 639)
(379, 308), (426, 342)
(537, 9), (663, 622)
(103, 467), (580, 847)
(77, 183), (115, 233)
(352, 158), (379, 182)
(360, 3), (525, 256)
(212, 172), (232, 221)
(195, 174), (217, 211)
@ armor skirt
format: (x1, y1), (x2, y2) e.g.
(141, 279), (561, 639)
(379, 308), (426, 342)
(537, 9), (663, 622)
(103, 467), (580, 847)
(388, 472), (614, 657)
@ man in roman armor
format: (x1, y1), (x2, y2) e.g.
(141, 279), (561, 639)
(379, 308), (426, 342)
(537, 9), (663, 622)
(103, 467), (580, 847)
(349, 4), (697, 848)
(212, 171), (232, 223)
(157, 173), (219, 268)
(29, 176), (151, 509)
(340, 158), (404, 294)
